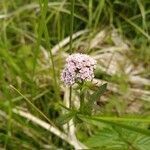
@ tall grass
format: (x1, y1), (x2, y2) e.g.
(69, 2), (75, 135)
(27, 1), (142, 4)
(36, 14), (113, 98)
(0, 0), (150, 149)
(69, 0), (75, 110)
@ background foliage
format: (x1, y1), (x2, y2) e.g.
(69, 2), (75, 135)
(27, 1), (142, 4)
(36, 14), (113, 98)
(0, 0), (150, 149)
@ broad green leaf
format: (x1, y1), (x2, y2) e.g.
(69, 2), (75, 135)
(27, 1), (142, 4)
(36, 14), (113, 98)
(90, 83), (107, 100)
(86, 128), (128, 150)
(135, 135), (150, 150)
(56, 111), (76, 125)
(83, 83), (107, 115)
(88, 116), (150, 123)
(79, 115), (150, 136)
(86, 126), (150, 150)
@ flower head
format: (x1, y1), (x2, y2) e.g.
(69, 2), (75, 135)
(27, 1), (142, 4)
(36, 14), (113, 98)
(61, 53), (96, 86)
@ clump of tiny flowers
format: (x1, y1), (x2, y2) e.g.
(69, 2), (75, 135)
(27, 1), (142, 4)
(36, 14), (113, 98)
(61, 53), (97, 86)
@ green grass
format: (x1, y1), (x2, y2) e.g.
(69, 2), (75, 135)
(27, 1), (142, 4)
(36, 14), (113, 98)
(0, 0), (150, 149)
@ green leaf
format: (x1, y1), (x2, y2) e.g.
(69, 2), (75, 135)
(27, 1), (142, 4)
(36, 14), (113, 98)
(87, 116), (150, 123)
(59, 103), (71, 111)
(119, 14), (150, 40)
(84, 83), (107, 115)
(90, 83), (107, 100)
(86, 128), (127, 150)
(56, 111), (76, 125)
(135, 135), (150, 150)
(78, 115), (150, 136)
(86, 126), (150, 150)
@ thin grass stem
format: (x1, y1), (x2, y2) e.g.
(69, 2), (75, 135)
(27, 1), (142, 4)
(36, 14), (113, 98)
(10, 85), (55, 127)
(69, 0), (75, 109)
(37, 0), (59, 101)
(88, 0), (93, 28)
(69, 0), (75, 54)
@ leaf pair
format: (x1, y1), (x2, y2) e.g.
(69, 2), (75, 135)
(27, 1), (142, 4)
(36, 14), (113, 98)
(82, 83), (107, 115)
(57, 83), (107, 125)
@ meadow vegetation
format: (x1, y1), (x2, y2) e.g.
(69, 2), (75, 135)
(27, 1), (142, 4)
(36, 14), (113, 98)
(0, 0), (150, 149)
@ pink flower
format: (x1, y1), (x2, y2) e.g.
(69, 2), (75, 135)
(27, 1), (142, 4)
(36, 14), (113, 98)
(61, 53), (96, 86)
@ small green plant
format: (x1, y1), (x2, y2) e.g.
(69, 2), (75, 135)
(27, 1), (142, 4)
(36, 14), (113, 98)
(59, 52), (107, 121)
(0, 0), (150, 149)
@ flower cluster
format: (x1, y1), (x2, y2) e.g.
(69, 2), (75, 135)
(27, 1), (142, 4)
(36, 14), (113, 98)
(61, 53), (96, 86)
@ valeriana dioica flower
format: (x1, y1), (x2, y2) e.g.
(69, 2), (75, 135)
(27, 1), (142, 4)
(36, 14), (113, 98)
(61, 53), (96, 86)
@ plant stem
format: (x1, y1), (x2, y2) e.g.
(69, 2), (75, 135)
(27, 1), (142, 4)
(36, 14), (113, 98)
(10, 85), (55, 126)
(69, 86), (72, 108)
(88, 0), (93, 28)
(70, 0), (75, 54)
(43, 21), (59, 101)
(40, 0), (59, 101)
(69, 0), (75, 109)
(33, 0), (47, 76)
(79, 82), (85, 112)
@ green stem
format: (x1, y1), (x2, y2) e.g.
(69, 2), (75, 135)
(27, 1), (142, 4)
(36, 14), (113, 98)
(88, 0), (93, 28)
(5, 98), (12, 148)
(43, 22), (59, 101)
(80, 92), (84, 112)
(69, 0), (75, 54)
(10, 85), (55, 126)
(79, 82), (85, 112)
(69, 86), (72, 108)
(69, 0), (75, 109)
(33, 0), (47, 76)
(39, 0), (59, 101)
